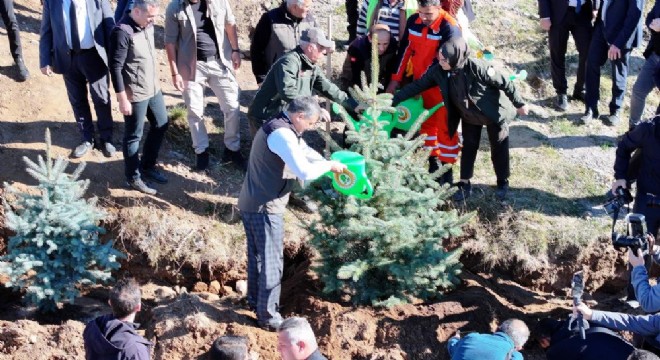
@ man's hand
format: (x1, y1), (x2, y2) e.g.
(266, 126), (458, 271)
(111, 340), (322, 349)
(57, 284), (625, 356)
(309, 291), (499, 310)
(231, 51), (241, 70)
(650, 18), (660, 32)
(329, 161), (347, 173)
(172, 74), (184, 91)
(611, 179), (627, 195)
(629, 248), (645, 268)
(516, 105), (528, 116)
(608, 44), (621, 60)
(539, 18), (552, 31)
(452, 330), (461, 339)
(320, 108), (331, 123)
(648, 233), (656, 256)
(386, 80), (399, 94)
(41, 66), (53, 76)
(118, 97), (132, 116)
(573, 302), (593, 321)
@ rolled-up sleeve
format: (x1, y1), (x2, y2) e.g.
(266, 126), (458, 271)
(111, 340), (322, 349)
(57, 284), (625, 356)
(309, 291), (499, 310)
(223, 0), (236, 24)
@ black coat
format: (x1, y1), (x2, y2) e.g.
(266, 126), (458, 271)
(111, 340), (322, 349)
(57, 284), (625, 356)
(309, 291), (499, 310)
(614, 117), (660, 196)
(83, 314), (152, 360)
(546, 324), (634, 360)
(392, 59), (525, 137)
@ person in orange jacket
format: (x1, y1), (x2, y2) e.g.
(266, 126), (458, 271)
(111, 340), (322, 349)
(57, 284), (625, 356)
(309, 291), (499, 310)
(386, 0), (461, 184)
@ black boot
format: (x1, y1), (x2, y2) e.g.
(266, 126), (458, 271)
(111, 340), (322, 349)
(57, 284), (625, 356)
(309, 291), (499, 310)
(14, 56), (29, 82)
(428, 156), (440, 173)
(439, 166), (453, 186)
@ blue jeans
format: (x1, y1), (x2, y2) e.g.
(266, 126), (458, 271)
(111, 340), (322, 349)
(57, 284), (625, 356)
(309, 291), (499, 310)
(629, 53), (660, 128)
(122, 91), (169, 181)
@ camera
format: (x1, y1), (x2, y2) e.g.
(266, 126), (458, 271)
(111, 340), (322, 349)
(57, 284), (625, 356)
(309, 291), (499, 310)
(604, 187), (633, 215)
(612, 213), (648, 252)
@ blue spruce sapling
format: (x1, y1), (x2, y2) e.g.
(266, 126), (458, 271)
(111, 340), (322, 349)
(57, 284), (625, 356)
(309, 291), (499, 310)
(0, 129), (124, 311)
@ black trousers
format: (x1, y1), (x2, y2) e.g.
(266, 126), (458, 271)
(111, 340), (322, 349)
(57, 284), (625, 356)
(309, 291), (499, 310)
(346, 0), (358, 42)
(0, 0), (22, 60)
(548, 9), (592, 95)
(585, 21), (631, 115)
(62, 49), (114, 143)
(460, 122), (510, 185)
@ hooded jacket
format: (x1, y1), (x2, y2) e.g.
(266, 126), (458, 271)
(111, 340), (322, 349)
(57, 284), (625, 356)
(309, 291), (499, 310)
(83, 314), (152, 360)
(392, 37), (524, 137)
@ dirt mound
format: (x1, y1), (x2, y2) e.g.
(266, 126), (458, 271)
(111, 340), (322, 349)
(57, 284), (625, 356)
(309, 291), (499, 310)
(0, 320), (85, 359)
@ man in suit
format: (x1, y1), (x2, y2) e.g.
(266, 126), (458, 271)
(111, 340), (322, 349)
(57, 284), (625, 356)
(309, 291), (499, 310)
(538, 0), (594, 111)
(581, 0), (644, 126)
(40, 0), (116, 158)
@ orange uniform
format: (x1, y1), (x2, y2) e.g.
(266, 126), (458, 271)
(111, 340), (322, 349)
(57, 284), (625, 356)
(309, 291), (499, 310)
(392, 11), (462, 163)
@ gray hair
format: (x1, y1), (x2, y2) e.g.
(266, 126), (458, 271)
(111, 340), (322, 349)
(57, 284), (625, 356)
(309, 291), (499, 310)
(417, 0), (441, 6)
(286, 0), (307, 7)
(498, 319), (530, 349)
(277, 317), (318, 347)
(132, 0), (159, 11)
(285, 96), (322, 120)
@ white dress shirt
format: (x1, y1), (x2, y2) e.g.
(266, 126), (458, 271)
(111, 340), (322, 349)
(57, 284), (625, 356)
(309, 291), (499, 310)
(63, 0), (95, 50)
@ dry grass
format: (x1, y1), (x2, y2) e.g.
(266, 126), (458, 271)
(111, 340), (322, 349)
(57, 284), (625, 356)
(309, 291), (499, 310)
(113, 204), (246, 276)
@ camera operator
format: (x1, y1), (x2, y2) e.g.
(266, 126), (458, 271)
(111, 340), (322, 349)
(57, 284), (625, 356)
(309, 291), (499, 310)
(573, 302), (660, 351)
(629, 238), (660, 313)
(611, 115), (660, 240)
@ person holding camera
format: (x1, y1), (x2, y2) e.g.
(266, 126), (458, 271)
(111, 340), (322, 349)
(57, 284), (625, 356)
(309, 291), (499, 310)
(611, 115), (660, 243)
(573, 301), (660, 351)
(628, 237), (660, 313)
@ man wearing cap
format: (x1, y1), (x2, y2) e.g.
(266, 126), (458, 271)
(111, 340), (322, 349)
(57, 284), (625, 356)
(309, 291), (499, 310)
(239, 96), (346, 331)
(247, 27), (358, 137)
(164, 0), (243, 171)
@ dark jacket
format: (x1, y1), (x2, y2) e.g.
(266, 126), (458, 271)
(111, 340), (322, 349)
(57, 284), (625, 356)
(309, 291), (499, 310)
(595, 0), (644, 49)
(83, 314), (152, 360)
(39, 0), (115, 73)
(249, 2), (317, 84)
(643, 0), (660, 58)
(109, 16), (159, 102)
(392, 59), (525, 137)
(344, 34), (398, 90)
(614, 117), (660, 195)
(545, 321), (634, 360)
(238, 112), (299, 214)
(248, 47), (357, 121)
(538, 0), (594, 24)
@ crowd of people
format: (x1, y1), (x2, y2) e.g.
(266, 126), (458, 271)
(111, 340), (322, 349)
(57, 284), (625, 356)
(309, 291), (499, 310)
(1, 0), (659, 357)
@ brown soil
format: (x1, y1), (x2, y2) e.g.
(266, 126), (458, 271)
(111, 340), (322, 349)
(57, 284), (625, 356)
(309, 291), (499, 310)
(0, 0), (642, 359)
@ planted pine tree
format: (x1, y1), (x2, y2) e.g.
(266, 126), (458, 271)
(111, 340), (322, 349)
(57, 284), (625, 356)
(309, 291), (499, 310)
(0, 130), (124, 311)
(307, 35), (473, 306)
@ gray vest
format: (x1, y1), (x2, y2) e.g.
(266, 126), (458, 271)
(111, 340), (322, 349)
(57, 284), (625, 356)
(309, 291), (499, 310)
(118, 23), (159, 102)
(238, 113), (300, 214)
(263, 9), (316, 72)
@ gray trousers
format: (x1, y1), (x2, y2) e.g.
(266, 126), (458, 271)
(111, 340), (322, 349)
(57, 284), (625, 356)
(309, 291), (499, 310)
(183, 59), (241, 153)
(241, 211), (284, 325)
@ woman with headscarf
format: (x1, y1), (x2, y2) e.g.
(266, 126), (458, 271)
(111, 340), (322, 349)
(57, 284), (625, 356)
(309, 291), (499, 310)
(392, 36), (528, 201)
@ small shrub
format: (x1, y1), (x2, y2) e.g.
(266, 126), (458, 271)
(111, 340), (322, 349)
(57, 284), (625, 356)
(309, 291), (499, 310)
(0, 130), (124, 311)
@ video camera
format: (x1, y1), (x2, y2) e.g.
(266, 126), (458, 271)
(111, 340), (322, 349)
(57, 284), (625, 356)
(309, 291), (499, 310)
(612, 213), (648, 252)
(604, 187), (633, 215)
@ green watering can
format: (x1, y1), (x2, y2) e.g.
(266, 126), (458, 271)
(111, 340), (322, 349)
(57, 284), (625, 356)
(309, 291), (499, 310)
(332, 97), (443, 135)
(392, 97), (444, 132)
(326, 151), (374, 200)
